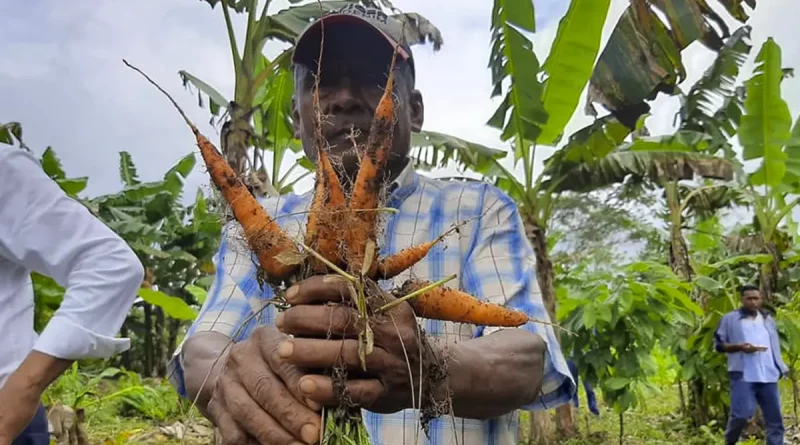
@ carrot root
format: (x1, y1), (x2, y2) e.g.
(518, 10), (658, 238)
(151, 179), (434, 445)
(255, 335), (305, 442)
(395, 279), (530, 328)
(122, 59), (301, 285)
(344, 45), (400, 275)
(374, 225), (460, 280)
(195, 132), (301, 283)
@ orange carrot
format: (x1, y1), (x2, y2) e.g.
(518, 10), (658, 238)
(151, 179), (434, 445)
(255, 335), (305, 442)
(397, 279), (530, 327)
(306, 147), (347, 273)
(195, 131), (301, 283)
(122, 59), (301, 284)
(122, 59), (302, 284)
(345, 53), (398, 276)
(374, 226), (458, 280)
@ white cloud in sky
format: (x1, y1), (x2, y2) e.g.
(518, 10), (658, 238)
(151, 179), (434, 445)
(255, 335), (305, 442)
(0, 0), (798, 208)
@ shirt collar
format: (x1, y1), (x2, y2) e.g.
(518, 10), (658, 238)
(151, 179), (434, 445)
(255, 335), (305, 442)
(387, 158), (419, 203)
(738, 307), (769, 319)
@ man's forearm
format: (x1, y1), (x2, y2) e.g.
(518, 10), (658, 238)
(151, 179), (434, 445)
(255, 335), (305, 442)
(181, 331), (233, 418)
(432, 329), (546, 420)
(720, 343), (744, 353)
(5, 351), (74, 395)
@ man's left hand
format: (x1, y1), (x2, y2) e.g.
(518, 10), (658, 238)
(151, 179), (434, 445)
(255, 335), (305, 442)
(275, 274), (436, 414)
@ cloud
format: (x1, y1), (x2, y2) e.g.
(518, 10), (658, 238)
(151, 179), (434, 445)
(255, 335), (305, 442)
(1, 0), (798, 209)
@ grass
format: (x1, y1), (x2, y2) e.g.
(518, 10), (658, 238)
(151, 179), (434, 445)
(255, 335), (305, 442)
(42, 363), (799, 444)
(518, 379), (798, 445)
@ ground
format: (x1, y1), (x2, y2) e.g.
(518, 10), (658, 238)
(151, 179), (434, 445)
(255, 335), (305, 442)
(44, 366), (799, 445)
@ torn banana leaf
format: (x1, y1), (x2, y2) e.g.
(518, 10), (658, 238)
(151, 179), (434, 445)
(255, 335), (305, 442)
(586, 0), (757, 129)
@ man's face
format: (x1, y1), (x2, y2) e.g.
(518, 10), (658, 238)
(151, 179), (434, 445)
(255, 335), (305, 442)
(292, 24), (424, 179)
(741, 289), (762, 312)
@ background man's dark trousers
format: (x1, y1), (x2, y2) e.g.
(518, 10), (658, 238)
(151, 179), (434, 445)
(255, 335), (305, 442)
(724, 374), (784, 445)
(11, 404), (49, 445)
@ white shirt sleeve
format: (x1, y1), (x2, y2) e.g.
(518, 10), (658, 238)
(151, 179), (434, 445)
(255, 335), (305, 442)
(0, 148), (144, 359)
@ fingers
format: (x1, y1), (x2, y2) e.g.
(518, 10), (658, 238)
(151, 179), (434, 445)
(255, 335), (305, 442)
(298, 374), (385, 409)
(277, 338), (393, 372)
(207, 395), (254, 445)
(277, 304), (361, 338)
(221, 330), (321, 445)
(285, 274), (351, 305)
(236, 358), (321, 443)
(219, 375), (312, 445)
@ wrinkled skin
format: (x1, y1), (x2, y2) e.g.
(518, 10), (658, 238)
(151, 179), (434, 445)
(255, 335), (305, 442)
(206, 326), (323, 445)
(204, 275), (433, 445)
(274, 275), (434, 415)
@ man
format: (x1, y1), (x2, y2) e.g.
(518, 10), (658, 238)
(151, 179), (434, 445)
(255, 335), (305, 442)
(0, 146), (145, 444)
(714, 284), (788, 445)
(168, 5), (574, 445)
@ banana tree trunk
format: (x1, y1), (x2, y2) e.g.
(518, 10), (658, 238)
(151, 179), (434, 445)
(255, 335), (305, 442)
(759, 240), (781, 302)
(666, 184), (692, 283)
(221, 104), (253, 180)
(666, 184), (711, 427)
(523, 217), (576, 443)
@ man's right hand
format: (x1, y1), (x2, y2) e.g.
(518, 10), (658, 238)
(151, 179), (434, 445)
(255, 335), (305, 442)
(207, 326), (322, 445)
(739, 343), (761, 353)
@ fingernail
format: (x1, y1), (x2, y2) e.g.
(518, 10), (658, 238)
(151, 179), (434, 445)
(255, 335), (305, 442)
(286, 285), (299, 303)
(306, 397), (321, 411)
(277, 340), (294, 358)
(299, 376), (317, 395)
(275, 313), (285, 331)
(301, 423), (319, 444)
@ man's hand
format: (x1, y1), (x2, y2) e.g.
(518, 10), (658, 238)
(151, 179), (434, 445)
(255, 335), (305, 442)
(276, 274), (433, 414)
(207, 326), (322, 445)
(739, 343), (766, 353)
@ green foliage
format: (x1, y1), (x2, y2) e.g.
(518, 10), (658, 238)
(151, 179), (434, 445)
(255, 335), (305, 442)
(537, 0), (611, 145)
(138, 289), (198, 321)
(410, 130), (506, 176)
(740, 37), (793, 186)
(486, 0), (545, 148)
(557, 261), (701, 414)
(586, 0), (758, 128)
(679, 26), (752, 157)
(0, 121), (26, 149)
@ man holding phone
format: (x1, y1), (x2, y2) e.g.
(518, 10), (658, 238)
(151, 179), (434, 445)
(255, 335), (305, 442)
(714, 284), (788, 445)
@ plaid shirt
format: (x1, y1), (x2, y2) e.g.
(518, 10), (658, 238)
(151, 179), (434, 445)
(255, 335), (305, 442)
(168, 162), (575, 445)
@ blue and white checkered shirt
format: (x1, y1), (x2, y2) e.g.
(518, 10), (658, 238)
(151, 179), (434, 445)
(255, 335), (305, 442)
(168, 162), (575, 445)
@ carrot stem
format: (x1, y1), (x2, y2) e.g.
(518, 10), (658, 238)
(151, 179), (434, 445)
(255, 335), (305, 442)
(297, 240), (357, 283)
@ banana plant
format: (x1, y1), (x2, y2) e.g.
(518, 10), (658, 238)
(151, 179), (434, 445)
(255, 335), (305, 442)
(734, 37), (800, 301)
(586, 0), (759, 129)
(180, 0), (444, 197)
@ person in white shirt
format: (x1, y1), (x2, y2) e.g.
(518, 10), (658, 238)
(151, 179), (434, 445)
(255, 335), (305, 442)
(0, 146), (144, 445)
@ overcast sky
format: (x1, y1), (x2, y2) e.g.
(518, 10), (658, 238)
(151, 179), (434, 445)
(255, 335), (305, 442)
(1, 0), (798, 205)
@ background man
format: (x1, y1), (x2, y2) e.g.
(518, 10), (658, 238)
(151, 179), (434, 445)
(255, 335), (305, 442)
(168, 5), (574, 445)
(0, 146), (145, 444)
(715, 284), (788, 445)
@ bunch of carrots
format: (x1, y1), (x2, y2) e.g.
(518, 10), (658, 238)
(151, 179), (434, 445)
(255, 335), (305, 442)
(124, 47), (536, 444)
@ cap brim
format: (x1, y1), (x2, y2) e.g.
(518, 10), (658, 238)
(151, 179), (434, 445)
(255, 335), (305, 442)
(292, 13), (410, 65)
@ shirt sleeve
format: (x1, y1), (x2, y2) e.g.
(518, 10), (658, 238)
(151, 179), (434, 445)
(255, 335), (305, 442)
(0, 148), (144, 360)
(460, 184), (576, 411)
(714, 314), (730, 352)
(167, 221), (264, 398)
